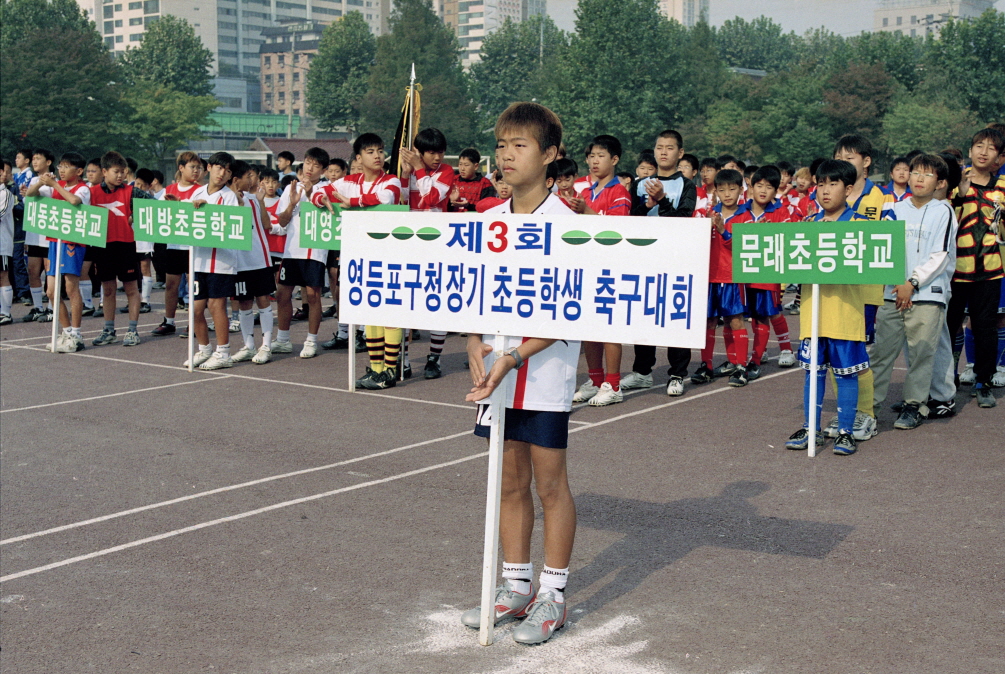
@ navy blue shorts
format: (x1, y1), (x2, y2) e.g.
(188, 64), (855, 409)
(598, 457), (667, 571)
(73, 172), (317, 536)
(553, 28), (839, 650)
(747, 288), (781, 319)
(234, 267), (276, 300)
(798, 338), (869, 375)
(865, 304), (878, 344)
(193, 272), (236, 300)
(707, 282), (746, 318)
(278, 258), (325, 289)
(474, 405), (570, 450)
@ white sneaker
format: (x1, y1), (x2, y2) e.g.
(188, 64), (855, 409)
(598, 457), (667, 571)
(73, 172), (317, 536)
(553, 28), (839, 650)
(184, 350), (212, 368)
(55, 333), (76, 353)
(199, 351), (234, 370)
(588, 381), (624, 406)
(665, 375), (684, 397)
(991, 365), (1005, 388)
(959, 364), (975, 385)
(228, 319), (241, 333)
(270, 339), (293, 354)
(252, 345), (272, 364)
(299, 341), (318, 358)
(777, 349), (796, 368)
(572, 381), (600, 403)
(827, 412), (877, 440)
(231, 346), (256, 362)
(620, 371), (654, 389)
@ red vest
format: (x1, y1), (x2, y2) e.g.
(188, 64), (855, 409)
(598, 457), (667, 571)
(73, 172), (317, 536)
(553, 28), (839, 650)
(90, 182), (134, 243)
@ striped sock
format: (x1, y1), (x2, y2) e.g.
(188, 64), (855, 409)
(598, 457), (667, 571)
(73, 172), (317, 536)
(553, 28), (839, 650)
(365, 325), (385, 373)
(770, 313), (791, 351)
(429, 330), (446, 356)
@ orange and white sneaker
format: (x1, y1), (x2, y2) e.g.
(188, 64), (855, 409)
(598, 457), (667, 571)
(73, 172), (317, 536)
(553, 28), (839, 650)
(460, 584), (536, 628)
(511, 590), (567, 644)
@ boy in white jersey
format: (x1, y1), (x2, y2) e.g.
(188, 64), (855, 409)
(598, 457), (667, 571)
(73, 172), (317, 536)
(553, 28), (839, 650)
(187, 152), (240, 370)
(0, 159), (16, 324)
(460, 102), (578, 646)
(227, 161), (277, 364)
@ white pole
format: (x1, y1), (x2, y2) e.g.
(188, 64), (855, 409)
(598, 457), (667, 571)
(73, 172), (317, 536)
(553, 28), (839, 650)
(187, 248), (195, 373)
(50, 240), (63, 353)
(808, 284), (821, 458)
(407, 63), (416, 152)
(348, 323), (356, 392)
(479, 334), (509, 646)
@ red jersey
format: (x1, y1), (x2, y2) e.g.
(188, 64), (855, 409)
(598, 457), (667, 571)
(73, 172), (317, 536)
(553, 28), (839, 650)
(730, 201), (790, 290)
(584, 178), (631, 216)
(475, 196), (505, 213)
(408, 163), (454, 212)
(694, 183), (714, 217)
(164, 182), (199, 201)
(90, 182), (136, 243)
(312, 171), (401, 209)
(572, 176), (591, 197)
(451, 173), (495, 212)
(263, 195), (283, 255)
(708, 203), (745, 284)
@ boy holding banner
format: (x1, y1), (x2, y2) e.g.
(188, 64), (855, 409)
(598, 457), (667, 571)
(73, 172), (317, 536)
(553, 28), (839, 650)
(460, 102), (579, 645)
(785, 159), (871, 456)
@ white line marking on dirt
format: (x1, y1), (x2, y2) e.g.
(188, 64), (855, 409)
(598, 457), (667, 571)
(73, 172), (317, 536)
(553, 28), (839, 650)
(0, 378), (225, 413)
(0, 319), (188, 343)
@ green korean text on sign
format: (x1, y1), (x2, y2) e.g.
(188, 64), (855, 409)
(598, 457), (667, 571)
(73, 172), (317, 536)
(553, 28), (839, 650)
(133, 199), (253, 251)
(732, 220), (906, 285)
(299, 203), (409, 251)
(23, 196), (108, 247)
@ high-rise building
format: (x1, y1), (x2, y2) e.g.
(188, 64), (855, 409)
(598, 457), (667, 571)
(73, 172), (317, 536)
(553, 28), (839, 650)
(873, 0), (994, 36)
(440, 0), (546, 66)
(658, 0), (708, 27)
(259, 21), (324, 117)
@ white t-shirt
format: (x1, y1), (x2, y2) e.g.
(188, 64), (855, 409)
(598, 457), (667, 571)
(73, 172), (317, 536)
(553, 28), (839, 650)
(190, 185), (240, 275)
(477, 193), (580, 412)
(279, 179), (329, 264)
(234, 191), (273, 272)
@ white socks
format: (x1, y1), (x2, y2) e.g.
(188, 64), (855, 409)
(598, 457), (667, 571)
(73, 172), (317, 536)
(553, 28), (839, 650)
(258, 306), (273, 348)
(30, 286), (45, 310)
(80, 280), (92, 308)
(141, 276), (152, 303)
(539, 566), (569, 602)
(502, 562), (533, 595)
(199, 343), (212, 355)
(306, 332), (317, 343)
(337, 322), (348, 339)
(277, 328), (290, 343)
(216, 342), (230, 356)
(239, 309), (255, 350)
(0, 286), (12, 316)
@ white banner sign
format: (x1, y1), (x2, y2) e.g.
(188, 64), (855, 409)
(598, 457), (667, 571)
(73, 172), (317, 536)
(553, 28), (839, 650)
(339, 212), (711, 348)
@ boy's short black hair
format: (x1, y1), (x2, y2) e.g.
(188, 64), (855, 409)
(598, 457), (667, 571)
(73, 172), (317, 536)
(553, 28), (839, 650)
(125, 157), (138, 173)
(751, 165), (781, 189)
(904, 149), (923, 162)
(776, 160), (795, 175)
(586, 134), (622, 160)
(809, 157), (826, 177)
(33, 148), (54, 165)
(414, 128), (447, 154)
(277, 150), (296, 163)
(151, 170), (164, 185)
(938, 152), (963, 193)
(890, 156), (910, 171)
(353, 132), (383, 157)
(616, 171), (634, 180)
(735, 159), (747, 173)
(700, 157), (721, 171)
(459, 147), (481, 164)
(713, 168), (744, 188)
(546, 161), (558, 184)
(717, 154), (737, 167)
(910, 153), (949, 183)
(554, 157), (578, 178)
(330, 158), (348, 173)
(101, 151), (127, 170)
(16, 148), (33, 162)
(495, 102), (563, 155)
(230, 160), (252, 179)
(815, 158), (857, 186)
(280, 174), (297, 191)
(207, 151), (235, 169)
(2, 157), (11, 170)
(637, 150), (657, 167)
(679, 153), (699, 171)
(261, 168), (280, 182)
(743, 164), (758, 178)
(971, 127), (1005, 154)
(657, 129), (684, 148)
(833, 133), (873, 160)
(304, 146), (330, 168)
(135, 167), (155, 184)
(59, 152), (86, 171)
(87, 157), (101, 168)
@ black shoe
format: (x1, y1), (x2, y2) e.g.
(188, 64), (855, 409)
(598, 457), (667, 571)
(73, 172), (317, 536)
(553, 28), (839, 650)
(321, 304), (337, 318)
(728, 365), (748, 387)
(402, 363), (412, 379)
(745, 361), (761, 381)
(139, 302), (152, 314)
(785, 428), (827, 450)
(292, 307), (309, 321)
(894, 404), (922, 430)
(22, 307), (42, 322)
(691, 363), (713, 384)
(355, 367), (377, 388)
(712, 361), (737, 378)
(355, 332), (367, 352)
(360, 368), (397, 390)
(424, 354), (442, 379)
(81, 306), (96, 317)
(976, 385), (997, 408)
(151, 319), (176, 336)
(177, 300), (188, 311)
(890, 400), (906, 413)
(322, 333), (348, 350)
(926, 397), (956, 419)
(20, 296), (34, 306)
(833, 433), (858, 455)
(118, 305), (129, 313)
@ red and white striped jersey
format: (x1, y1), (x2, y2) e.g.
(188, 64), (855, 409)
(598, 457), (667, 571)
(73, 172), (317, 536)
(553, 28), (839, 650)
(164, 182), (201, 250)
(191, 184), (239, 275)
(278, 179), (329, 264)
(235, 191), (272, 272)
(311, 171), (401, 209)
(584, 178), (631, 216)
(407, 163), (454, 212)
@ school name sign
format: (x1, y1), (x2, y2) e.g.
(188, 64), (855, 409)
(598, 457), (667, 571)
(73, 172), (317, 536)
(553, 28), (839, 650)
(339, 212), (711, 348)
(132, 199), (254, 250)
(732, 221), (907, 284)
(23, 196), (108, 246)
(298, 203), (409, 250)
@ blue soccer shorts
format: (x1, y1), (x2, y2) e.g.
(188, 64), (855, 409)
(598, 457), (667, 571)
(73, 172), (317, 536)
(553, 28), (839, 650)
(798, 337), (869, 375)
(707, 282), (747, 318)
(46, 241), (85, 277)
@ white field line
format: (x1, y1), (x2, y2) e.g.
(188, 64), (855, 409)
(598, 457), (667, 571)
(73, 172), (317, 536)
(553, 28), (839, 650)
(0, 378), (225, 414)
(0, 319), (189, 343)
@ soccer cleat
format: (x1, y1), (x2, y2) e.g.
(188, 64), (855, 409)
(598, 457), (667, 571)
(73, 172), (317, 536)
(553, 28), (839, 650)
(270, 339), (293, 354)
(785, 284), (799, 293)
(199, 352), (233, 370)
(423, 354), (442, 379)
(744, 362), (761, 381)
(92, 328), (118, 346)
(322, 333), (348, 350)
(228, 318), (241, 333)
(252, 345), (272, 364)
(785, 428), (827, 451)
(71, 334), (85, 351)
(789, 305), (800, 315)
(712, 361), (737, 378)
(0, 314), (12, 325)
(55, 333), (77, 353)
(460, 583), (536, 629)
(151, 319), (176, 336)
(321, 304), (337, 318)
(853, 412), (878, 440)
(823, 416), (840, 438)
(992, 366), (1005, 388)
(894, 404), (922, 430)
(177, 327), (189, 338)
(355, 367), (377, 388)
(402, 363), (412, 379)
(35, 308), (53, 323)
(777, 349), (795, 368)
(511, 591), (567, 645)
(359, 368), (397, 390)
(299, 341), (318, 358)
(572, 381), (600, 403)
(183, 350), (212, 368)
(207, 319), (215, 332)
(728, 365), (748, 387)
(959, 364), (975, 385)
(20, 295), (34, 305)
(231, 345), (256, 362)
(620, 371), (654, 390)
(690, 363), (714, 384)
(81, 306), (96, 317)
(122, 330), (141, 347)
(833, 433), (858, 455)
(588, 381), (623, 406)
(355, 331), (367, 352)
(138, 302), (152, 314)
(926, 398), (956, 419)
(976, 385), (997, 408)
(665, 375), (685, 397)
(292, 307), (309, 321)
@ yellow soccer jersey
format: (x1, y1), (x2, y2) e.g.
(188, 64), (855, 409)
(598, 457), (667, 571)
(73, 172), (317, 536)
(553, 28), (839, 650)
(849, 178), (895, 306)
(799, 284), (868, 342)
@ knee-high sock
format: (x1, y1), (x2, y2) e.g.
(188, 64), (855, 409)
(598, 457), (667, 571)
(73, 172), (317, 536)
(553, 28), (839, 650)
(857, 368), (874, 417)
(80, 280), (93, 308)
(429, 330), (446, 356)
(30, 286), (44, 310)
(239, 309), (255, 350)
(258, 305), (273, 348)
(836, 372), (859, 434)
(731, 328), (749, 365)
(702, 328), (716, 368)
(141, 275), (152, 303)
(752, 321), (770, 365)
(804, 369), (827, 430)
(723, 325), (735, 363)
(964, 326), (975, 364)
(0, 286), (12, 316)
(770, 313), (791, 351)
(996, 327), (1005, 367)
(365, 325), (385, 373)
(384, 328), (403, 370)
(952, 329), (965, 369)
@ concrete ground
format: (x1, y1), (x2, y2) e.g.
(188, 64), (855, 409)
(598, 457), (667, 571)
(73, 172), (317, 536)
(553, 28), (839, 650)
(1, 289), (1002, 674)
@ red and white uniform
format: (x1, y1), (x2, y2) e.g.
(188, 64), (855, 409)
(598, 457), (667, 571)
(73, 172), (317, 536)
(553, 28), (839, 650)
(190, 184), (239, 275)
(279, 179), (329, 264)
(584, 178), (631, 216)
(39, 181), (91, 243)
(407, 163), (454, 212)
(163, 182), (200, 251)
(694, 183), (713, 217)
(731, 201), (789, 291)
(311, 171), (401, 209)
(263, 195), (283, 257)
(572, 175), (591, 197)
(90, 182), (136, 243)
(235, 191), (272, 272)
(478, 193), (580, 412)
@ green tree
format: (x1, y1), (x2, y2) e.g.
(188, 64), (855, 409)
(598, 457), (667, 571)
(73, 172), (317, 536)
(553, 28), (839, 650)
(119, 15), (214, 97)
(880, 98), (981, 158)
(120, 80), (219, 164)
(0, 0), (93, 51)
(715, 16), (800, 72)
(840, 31), (924, 91)
(306, 11), (376, 133)
(360, 0), (476, 150)
(820, 62), (899, 140)
(925, 9), (1005, 122)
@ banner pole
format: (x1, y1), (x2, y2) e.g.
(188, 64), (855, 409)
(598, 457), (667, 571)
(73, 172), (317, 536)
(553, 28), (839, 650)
(479, 334), (509, 646)
(50, 240), (63, 353)
(188, 248), (195, 373)
(808, 283), (820, 458)
(348, 323), (356, 392)
(407, 63), (416, 152)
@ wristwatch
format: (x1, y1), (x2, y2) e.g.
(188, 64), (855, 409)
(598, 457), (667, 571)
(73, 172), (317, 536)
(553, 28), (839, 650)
(503, 347), (525, 369)
(909, 278), (920, 291)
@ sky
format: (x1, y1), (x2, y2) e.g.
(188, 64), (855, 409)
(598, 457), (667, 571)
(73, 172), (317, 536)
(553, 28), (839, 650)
(547, 0), (1002, 37)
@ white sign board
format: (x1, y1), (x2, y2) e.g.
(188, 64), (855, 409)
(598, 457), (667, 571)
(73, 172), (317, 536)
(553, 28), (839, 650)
(339, 212), (711, 348)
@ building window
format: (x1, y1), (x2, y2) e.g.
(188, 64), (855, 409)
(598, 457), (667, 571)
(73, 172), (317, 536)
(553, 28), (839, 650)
(115, 19), (123, 26)
(104, 36), (115, 47)
(882, 17), (888, 27)
(910, 15), (916, 24)
(218, 7), (235, 14)
(129, 17), (142, 25)
(104, 20), (114, 32)
(115, 35), (124, 42)
(293, 108), (299, 115)
(130, 33), (143, 41)
(265, 92), (273, 103)
(278, 54), (285, 65)
(265, 73), (273, 85)
(293, 90), (300, 100)
(219, 21), (237, 29)
(143, 0), (158, 12)
(279, 91), (285, 101)
(279, 109), (285, 115)
(143, 15), (158, 25)
(896, 16), (902, 25)
(265, 55), (271, 66)
(278, 73), (285, 84)
(128, 1), (141, 9)
(292, 71), (300, 82)
(103, 6), (113, 17)
(911, 28), (916, 36)
(114, 3), (122, 10)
